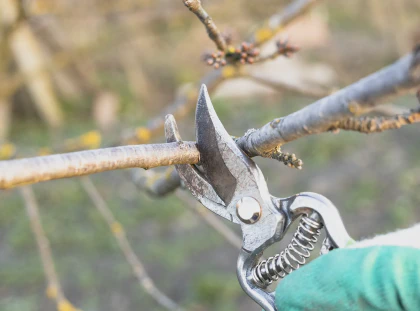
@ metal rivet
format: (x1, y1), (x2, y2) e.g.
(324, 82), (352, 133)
(236, 197), (261, 224)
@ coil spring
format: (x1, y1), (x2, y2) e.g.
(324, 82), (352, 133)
(252, 216), (323, 288)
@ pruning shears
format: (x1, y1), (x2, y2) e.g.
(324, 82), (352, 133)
(165, 85), (354, 311)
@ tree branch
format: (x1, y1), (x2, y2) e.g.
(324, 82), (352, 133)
(182, 0), (226, 51)
(236, 48), (420, 156)
(20, 186), (81, 311)
(0, 142), (199, 189)
(80, 177), (182, 311)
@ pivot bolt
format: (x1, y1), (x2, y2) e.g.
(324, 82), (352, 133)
(236, 197), (261, 224)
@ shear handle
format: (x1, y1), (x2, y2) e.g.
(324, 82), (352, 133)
(280, 192), (354, 248)
(237, 248), (277, 311)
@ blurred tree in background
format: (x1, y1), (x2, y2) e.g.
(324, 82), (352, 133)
(0, 0), (420, 310)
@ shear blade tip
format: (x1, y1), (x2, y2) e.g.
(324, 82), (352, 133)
(165, 114), (175, 122)
(164, 114), (181, 143)
(199, 83), (208, 93)
(198, 84), (212, 108)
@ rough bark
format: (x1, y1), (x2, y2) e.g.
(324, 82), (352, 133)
(0, 142), (199, 189)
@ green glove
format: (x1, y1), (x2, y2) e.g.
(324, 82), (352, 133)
(275, 246), (420, 310)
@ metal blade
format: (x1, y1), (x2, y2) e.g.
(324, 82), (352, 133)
(196, 85), (261, 206)
(164, 114), (238, 223)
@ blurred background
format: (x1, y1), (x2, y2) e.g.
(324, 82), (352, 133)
(0, 0), (420, 310)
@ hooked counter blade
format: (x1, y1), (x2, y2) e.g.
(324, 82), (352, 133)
(196, 85), (260, 206)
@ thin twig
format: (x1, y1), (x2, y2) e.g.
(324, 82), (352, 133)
(80, 177), (182, 311)
(0, 142), (200, 189)
(20, 186), (81, 311)
(182, 0), (226, 51)
(331, 107), (420, 133)
(254, 39), (300, 63)
(201, 0), (318, 68)
(264, 146), (304, 170)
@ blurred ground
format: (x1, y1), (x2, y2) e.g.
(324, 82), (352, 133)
(0, 0), (420, 310)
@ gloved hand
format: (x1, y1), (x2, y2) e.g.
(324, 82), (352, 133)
(275, 224), (420, 311)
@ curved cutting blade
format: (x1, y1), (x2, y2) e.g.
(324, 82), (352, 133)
(196, 85), (263, 206)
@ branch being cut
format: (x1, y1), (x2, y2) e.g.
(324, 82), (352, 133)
(0, 142), (199, 189)
(236, 48), (420, 157)
(21, 186), (81, 311)
(182, 0), (226, 51)
(80, 177), (182, 311)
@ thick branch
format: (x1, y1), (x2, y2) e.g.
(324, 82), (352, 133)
(236, 48), (420, 156)
(0, 142), (199, 189)
(182, 0), (226, 51)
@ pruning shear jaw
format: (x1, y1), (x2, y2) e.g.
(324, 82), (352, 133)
(164, 114), (236, 223)
(165, 84), (353, 311)
(194, 84), (286, 251)
(165, 86), (285, 251)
